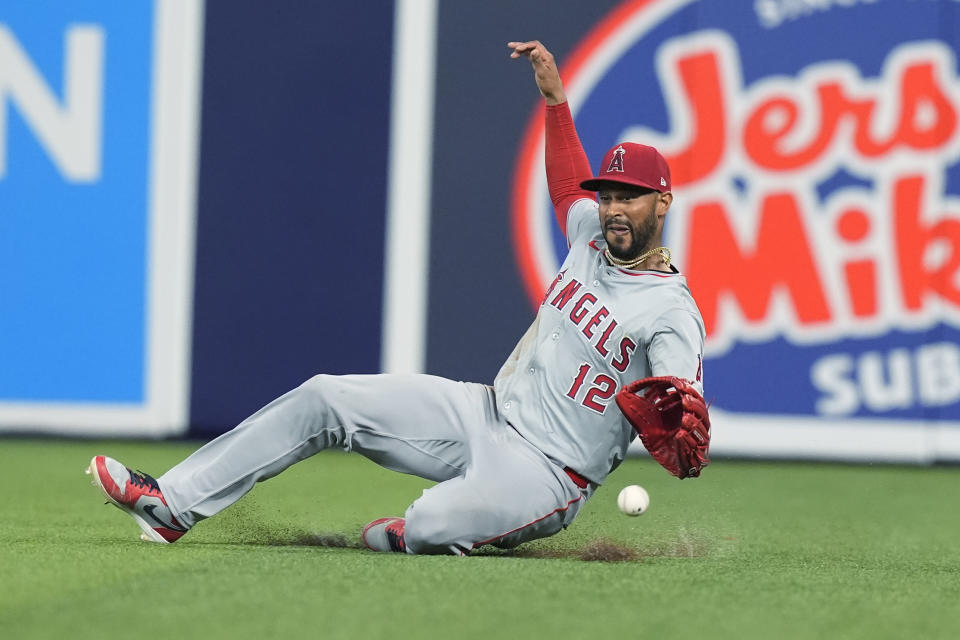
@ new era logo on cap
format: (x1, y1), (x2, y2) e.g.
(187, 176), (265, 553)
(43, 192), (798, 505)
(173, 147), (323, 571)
(580, 142), (671, 192)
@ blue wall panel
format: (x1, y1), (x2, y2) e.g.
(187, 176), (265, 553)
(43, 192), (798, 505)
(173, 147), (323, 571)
(189, 1), (394, 436)
(0, 1), (152, 403)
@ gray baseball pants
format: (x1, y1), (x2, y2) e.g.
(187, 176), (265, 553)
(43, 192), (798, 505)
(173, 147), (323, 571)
(157, 374), (592, 554)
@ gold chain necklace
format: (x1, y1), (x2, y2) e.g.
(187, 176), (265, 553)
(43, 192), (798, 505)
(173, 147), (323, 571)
(604, 246), (671, 270)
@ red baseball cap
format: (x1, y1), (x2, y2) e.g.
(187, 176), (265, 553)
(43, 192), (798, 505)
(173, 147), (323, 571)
(579, 142), (671, 192)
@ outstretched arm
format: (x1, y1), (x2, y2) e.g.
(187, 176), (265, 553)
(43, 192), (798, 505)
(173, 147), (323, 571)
(509, 40), (595, 238)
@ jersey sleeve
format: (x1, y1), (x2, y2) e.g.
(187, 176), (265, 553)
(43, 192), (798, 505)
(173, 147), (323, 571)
(646, 307), (706, 395)
(545, 102), (596, 240)
(564, 198), (601, 247)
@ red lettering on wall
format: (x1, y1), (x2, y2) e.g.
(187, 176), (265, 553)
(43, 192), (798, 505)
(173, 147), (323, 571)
(844, 260), (878, 318)
(897, 62), (957, 150)
(744, 94), (837, 170)
(895, 175), (960, 310)
(743, 59), (958, 171)
(686, 194), (832, 336)
(663, 50), (726, 187)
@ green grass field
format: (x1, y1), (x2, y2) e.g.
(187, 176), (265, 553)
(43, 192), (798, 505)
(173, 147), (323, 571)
(1, 438), (958, 639)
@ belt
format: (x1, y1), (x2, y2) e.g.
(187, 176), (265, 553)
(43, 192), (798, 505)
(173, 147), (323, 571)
(564, 467), (589, 489)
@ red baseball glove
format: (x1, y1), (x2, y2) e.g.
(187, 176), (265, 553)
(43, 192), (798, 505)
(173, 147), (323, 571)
(615, 376), (711, 479)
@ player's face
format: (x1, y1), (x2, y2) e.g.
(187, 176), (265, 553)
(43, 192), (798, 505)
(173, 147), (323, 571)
(597, 187), (672, 260)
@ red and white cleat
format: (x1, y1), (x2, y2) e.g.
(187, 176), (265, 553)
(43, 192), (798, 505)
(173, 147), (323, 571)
(86, 455), (188, 544)
(362, 517), (407, 553)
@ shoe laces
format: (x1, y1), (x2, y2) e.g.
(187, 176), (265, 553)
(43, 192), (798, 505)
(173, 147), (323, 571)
(129, 469), (161, 493)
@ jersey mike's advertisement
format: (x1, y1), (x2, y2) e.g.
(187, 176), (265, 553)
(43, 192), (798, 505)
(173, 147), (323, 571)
(512, 0), (960, 461)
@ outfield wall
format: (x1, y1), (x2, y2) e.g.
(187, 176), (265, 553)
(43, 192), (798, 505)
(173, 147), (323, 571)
(2, 0), (960, 463)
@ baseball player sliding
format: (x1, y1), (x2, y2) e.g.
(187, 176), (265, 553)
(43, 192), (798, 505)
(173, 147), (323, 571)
(87, 40), (711, 555)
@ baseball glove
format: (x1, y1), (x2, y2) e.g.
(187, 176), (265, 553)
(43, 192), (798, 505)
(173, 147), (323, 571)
(615, 376), (711, 479)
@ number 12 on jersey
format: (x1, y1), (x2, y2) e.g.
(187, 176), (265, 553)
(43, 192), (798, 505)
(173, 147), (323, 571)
(566, 363), (617, 414)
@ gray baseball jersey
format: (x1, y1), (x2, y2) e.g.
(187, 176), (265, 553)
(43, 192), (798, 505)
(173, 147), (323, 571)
(495, 197), (706, 485)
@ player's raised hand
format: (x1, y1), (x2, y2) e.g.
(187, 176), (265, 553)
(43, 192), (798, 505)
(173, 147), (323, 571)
(508, 40), (567, 105)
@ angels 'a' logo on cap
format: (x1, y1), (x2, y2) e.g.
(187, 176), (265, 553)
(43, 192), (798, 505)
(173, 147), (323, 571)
(606, 145), (626, 173)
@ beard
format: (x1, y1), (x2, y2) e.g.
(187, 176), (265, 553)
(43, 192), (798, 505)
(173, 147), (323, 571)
(605, 213), (658, 261)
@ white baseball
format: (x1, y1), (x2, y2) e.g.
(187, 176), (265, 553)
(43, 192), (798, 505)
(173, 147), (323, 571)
(617, 484), (650, 516)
